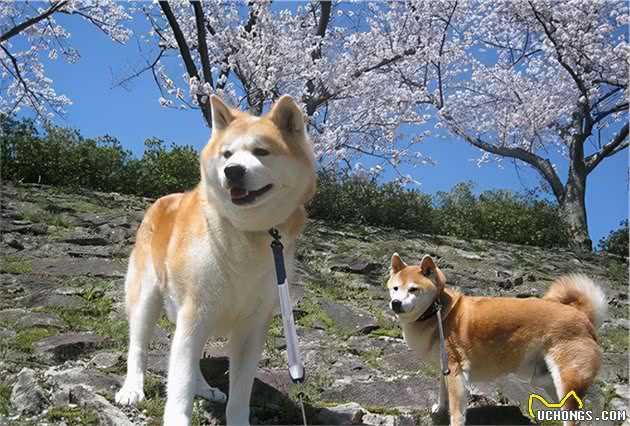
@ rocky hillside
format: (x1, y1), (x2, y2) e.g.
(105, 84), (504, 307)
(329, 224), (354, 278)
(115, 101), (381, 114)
(1, 183), (628, 426)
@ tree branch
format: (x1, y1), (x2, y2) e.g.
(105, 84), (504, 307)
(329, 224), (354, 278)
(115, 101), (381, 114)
(158, 0), (212, 127)
(443, 113), (565, 201)
(1, 0), (68, 43)
(594, 102), (628, 124)
(585, 122), (629, 173)
(305, 1), (332, 116)
(191, 0), (214, 89)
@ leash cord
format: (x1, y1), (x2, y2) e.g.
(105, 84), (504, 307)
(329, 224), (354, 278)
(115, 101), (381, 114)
(269, 228), (308, 425)
(436, 305), (450, 376)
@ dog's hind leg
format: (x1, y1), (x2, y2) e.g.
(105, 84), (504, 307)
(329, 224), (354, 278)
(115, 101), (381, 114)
(225, 308), (273, 426)
(116, 255), (163, 405)
(545, 340), (601, 426)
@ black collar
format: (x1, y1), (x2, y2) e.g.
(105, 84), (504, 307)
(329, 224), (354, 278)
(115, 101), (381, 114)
(415, 297), (442, 322)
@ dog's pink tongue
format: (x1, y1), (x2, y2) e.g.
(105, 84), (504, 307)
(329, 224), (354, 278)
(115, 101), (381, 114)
(230, 188), (248, 199)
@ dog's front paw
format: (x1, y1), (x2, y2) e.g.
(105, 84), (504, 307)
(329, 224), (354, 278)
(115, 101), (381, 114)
(115, 383), (145, 405)
(196, 385), (227, 403)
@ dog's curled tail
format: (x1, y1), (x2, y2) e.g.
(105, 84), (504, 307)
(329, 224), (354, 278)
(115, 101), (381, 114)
(544, 274), (608, 328)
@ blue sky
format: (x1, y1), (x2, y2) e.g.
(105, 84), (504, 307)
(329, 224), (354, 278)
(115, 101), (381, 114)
(21, 10), (628, 246)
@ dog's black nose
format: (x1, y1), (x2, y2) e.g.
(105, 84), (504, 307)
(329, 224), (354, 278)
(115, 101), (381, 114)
(224, 164), (246, 182)
(391, 299), (403, 313)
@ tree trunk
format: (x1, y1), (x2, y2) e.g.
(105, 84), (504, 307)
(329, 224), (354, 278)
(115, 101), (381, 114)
(560, 158), (592, 252)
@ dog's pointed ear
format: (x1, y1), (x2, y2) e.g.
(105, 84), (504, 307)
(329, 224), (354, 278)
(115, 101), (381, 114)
(269, 95), (304, 135)
(390, 253), (407, 275)
(210, 95), (233, 131)
(420, 255), (446, 291)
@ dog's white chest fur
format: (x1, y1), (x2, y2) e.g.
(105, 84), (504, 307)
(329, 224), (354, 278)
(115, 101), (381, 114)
(163, 224), (286, 336)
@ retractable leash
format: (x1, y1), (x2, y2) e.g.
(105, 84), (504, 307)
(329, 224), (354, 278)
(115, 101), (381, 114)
(268, 228), (308, 426)
(435, 299), (450, 413)
(435, 300), (450, 377)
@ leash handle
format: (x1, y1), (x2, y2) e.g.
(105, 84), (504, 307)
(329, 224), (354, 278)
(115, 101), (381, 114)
(269, 229), (305, 384)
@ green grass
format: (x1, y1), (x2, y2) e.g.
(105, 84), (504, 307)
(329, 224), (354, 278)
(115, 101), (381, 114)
(360, 349), (383, 369)
(137, 375), (166, 426)
(46, 406), (99, 425)
(20, 206), (73, 228)
(42, 290), (128, 349)
(607, 259), (628, 288)
(599, 327), (629, 353)
(158, 314), (176, 334)
(0, 256), (32, 274)
(368, 307), (403, 339)
(14, 327), (57, 352)
(289, 372), (333, 405)
(297, 298), (335, 330)
(0, 383), (11, 416)
(362, 405), (402, 416)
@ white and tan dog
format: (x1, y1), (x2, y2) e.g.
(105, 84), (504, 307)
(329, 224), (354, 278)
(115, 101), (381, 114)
(115, 95), (316, 426)
(387, 253), (607, 426)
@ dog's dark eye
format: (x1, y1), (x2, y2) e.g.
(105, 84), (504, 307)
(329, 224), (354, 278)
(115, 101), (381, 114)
(409, 288), (419, 293)
(393, 286), (399, 291)
(253, 148), (269, 157)
(223, 151), (232, 159)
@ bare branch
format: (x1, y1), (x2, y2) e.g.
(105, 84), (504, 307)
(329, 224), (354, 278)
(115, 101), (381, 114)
(585, 122), (629, 173)
(594, 102), (628, 124)
(158, 0), (212, 127)
(1, 0), (68, 43)
(191, 0), (214, 89)
(443, 112), (565, 202)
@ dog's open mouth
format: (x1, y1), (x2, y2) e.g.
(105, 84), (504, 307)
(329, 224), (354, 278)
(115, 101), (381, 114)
(230, 184), (273, 205)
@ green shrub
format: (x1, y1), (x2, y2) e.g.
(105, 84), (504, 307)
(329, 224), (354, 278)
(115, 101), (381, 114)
(1, 115), (199, 198)
(1, 115), (569, 249)
(308, 174), (567, 248)
(599, 220), (629, 257)
(307, 171), (434, 232)
(434, 182), (568, 247)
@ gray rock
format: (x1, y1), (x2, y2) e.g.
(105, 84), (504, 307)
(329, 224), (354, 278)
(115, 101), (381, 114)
(34, 332), (108, 362)
(1, 308), (65, 331)
(70, 385), (133, 426)
(63, 230), (109, 246)
(46, 365), (122, 394)
(17, 311), (65, 329)
(10, 368), (48, 415)
(603, 318), (630, 330)
(330, 256), (379, 274)
(319, 300), (378, 334)
(600, 353), (629, 383)
(363, 413), (415, 426)
(318, 402), (365, 425)
(496, 270), (512, 279)
(77, 213), (110, 227)
(321, 376), (438, 410)
(30, 257), (126, 277)
(89, 351), (122, 369)
(24, 291), (86, 310)
(4, 236), (24, 250)
(55, 287), (86, 296)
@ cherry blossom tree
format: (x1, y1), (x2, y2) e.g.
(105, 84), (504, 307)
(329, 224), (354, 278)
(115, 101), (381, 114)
(141, 0), (627, 250)
(432, 0), (629, 251)
(0, 0), (131, 118)
(2, 0), (627, 250)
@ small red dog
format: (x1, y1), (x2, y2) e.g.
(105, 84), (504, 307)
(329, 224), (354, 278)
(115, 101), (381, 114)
(387, 253), (606, 426)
